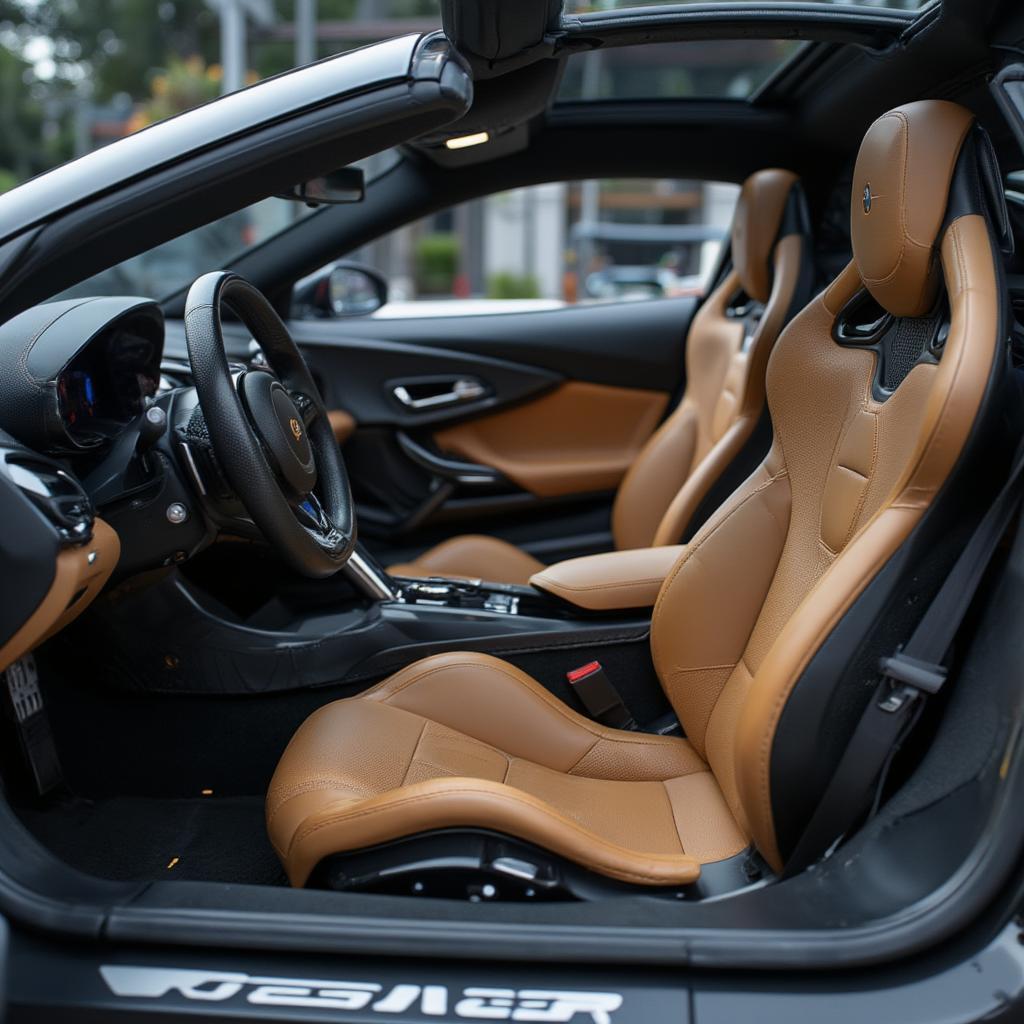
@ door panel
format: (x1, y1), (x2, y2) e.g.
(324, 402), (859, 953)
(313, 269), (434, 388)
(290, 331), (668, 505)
(291, 295), (697, 391)
(434, 380), (669, 498)
(287, 297), (693, 564)
(287, 332), (561, 430)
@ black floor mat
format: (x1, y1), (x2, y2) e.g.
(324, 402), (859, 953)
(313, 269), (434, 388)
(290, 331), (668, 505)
(17, 795), (285, 885)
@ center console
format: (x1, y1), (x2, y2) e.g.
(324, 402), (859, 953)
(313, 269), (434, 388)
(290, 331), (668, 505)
(68, 542), (660, 701)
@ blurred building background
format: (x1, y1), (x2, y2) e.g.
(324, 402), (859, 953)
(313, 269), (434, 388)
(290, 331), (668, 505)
(0, 1), (919, 309)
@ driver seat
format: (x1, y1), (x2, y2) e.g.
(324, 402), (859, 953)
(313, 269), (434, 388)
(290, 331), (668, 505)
(387, 168), (813, 584)
(268, 101), (1009, 888)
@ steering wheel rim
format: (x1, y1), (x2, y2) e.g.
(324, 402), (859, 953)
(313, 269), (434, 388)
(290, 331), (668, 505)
(184, 271), (355, 578)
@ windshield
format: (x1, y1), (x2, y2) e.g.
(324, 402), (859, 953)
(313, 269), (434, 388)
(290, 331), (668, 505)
(55, 149), (401, 302)
(57, 196), (317, 303)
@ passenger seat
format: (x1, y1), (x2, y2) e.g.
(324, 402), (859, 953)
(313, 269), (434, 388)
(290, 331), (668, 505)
(389, 168), (814, 583)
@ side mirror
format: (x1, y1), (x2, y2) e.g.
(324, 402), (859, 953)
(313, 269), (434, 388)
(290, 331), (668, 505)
(293, 262), (388, 319)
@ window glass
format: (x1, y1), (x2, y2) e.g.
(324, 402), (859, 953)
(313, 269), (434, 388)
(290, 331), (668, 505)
(341, 178), (740, 319)
(557, 40), (804, 102)
(54, 149), (401, 302)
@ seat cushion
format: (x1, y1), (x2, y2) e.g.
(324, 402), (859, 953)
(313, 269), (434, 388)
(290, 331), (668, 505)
(387, 534), (545, 585)
(267, 653), (748, 887)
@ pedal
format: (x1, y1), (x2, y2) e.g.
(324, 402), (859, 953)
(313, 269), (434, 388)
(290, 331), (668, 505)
(3, 654), (63, 795)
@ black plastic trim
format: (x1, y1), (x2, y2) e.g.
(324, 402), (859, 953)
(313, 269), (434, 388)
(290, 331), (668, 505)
(559, 2), (916, 51)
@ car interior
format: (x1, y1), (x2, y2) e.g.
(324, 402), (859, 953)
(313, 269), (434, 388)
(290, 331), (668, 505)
(4, 0), (1024, 971)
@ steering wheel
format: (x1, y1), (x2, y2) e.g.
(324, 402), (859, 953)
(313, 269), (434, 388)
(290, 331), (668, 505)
(183, 271), (355, 578)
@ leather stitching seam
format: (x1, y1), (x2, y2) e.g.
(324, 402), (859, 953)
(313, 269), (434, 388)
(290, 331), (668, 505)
(376, 659), (683, 750)
(290, 785), (701, 882)
(534, 575), (670, 594)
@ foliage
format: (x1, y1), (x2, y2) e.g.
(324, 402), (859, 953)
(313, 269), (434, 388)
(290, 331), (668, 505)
(415, 232), (459, 295)
(6, 0), (220, 103)
(132, 55), (225, 129)
(0, 0), (436, 186)
(487, 272), (540, 300)
(0, 44), (45, 180)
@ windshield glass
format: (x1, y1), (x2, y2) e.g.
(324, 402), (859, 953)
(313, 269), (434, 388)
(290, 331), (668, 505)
(55, 149), (400, 302)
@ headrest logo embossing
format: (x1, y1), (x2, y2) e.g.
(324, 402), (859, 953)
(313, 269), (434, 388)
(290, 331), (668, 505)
(289, 417), (303, 441)
(862, 183), (881, 214)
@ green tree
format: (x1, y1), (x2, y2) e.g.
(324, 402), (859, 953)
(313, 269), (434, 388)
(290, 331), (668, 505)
(0, 0), (445, 183)
(10, 0), (219, 103)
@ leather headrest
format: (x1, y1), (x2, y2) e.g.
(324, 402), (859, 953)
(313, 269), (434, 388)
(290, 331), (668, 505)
(731, 168), (799, 304)
(851, 100), (975, 317)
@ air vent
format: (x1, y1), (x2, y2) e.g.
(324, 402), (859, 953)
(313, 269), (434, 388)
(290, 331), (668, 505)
(158, 359), (194, 393)
(2, 454), (93, 544)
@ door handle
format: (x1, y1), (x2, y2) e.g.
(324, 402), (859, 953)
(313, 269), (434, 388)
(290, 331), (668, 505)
(390, 376), (488, 411)
(396, 431), (501, 485)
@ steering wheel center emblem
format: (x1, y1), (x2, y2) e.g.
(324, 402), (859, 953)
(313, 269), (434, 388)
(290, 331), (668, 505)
(289, 417), (303, 441)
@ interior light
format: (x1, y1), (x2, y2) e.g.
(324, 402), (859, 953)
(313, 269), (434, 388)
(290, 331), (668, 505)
(445, 131), (490, 150)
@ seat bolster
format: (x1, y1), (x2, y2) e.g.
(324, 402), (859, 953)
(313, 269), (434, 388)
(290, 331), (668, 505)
(652, 413), (755, 546)
(387, 534), (545, 584)
(611, 399), (699, 550)
(653, 233), (805, 546)
(366, 652), (706, 778)
(279, 775), (703, 888)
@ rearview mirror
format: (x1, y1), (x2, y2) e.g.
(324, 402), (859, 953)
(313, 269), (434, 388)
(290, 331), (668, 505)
(292, 261), (388, 319)
(277, 167), (365, 207)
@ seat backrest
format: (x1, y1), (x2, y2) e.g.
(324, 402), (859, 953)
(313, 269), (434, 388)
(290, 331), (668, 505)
(650, 100), (1011, 871)
(611, 169), (813, 551)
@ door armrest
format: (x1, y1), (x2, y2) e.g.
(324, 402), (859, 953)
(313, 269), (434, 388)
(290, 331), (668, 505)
(529, 546), (686, 611)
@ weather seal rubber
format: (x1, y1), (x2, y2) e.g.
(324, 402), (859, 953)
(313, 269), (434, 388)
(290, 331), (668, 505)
(558, 2), (916, 52)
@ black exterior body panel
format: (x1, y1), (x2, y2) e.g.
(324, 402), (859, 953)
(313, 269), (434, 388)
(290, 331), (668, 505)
(8, 914), (1024, 1022)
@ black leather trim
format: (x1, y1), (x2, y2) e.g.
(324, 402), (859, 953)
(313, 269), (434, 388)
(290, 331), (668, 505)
(184, 272), (356, 579)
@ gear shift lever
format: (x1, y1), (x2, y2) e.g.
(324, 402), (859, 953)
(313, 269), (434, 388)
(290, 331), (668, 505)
(342, 543), (400, 601)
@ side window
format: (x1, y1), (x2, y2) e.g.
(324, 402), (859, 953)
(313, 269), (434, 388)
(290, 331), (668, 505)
(346, 178), (740, 318)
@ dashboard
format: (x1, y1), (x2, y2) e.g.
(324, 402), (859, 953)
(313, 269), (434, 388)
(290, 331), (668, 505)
(0, 297), (175, 670)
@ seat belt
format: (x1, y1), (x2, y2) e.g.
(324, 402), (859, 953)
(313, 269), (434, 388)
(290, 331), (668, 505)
(784, 431), (1024, 876)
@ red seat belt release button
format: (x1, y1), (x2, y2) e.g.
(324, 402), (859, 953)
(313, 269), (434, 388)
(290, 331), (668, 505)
(566, 661), (637, 731)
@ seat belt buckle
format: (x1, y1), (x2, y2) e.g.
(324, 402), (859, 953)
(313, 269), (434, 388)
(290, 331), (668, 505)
(566, 661), (637, 731)
(878, 652), (948, 695)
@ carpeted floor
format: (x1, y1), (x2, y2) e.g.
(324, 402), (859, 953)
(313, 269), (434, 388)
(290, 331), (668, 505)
(17, 794), (286, 885)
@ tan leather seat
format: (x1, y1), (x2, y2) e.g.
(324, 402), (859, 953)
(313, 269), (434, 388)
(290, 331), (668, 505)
(270, 101), (1008, 887)
(388, 168), (811, 583)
